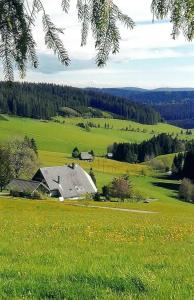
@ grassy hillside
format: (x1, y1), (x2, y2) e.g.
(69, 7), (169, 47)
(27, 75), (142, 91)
(1, 115), (194, 299)
(0, 196), (194, 299)
(0, 116), (192, 155)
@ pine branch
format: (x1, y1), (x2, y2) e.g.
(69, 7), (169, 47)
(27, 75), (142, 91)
(42, 14), (70, 66)
(61, 0), (71, 13)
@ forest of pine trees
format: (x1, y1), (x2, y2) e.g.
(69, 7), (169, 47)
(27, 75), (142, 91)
(110, 134), (193, 163)
(0, 82), (161, 124)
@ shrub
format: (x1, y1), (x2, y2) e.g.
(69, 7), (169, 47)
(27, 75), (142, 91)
(102, 185), (110, 201)
(179, 178), (194, 203)
(109, 175), (133, 202)
(93, 193), (101, 202)
(32, 191), (45, 200)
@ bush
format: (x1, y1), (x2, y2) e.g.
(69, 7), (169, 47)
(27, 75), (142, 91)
(102, 185), (110, 201)
(179, 178), (194, 203)
(10, 189), (45, 200)
(93, 193), (101, 201)
(10, 189), (21, 197)
(109, 175), (133, 202)
(32, 191), (45, 200)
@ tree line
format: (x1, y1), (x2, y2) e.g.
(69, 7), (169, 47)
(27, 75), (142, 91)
(110, 134), (193, 164)
(0, 82), (161, 125)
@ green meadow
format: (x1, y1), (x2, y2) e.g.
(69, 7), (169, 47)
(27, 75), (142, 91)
(0, 195), (194, 299)
(0, 115), (194, 299)
(0, 115), (192, 155)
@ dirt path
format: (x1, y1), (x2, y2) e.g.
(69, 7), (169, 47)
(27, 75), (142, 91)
(68, 203), (158, 214)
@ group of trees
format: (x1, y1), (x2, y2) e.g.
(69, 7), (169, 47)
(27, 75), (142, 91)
(110, 134), (188, 164)
(0, 82), (161, 124)
(172, 151), (194, 179)
(0, 137), (38, 191)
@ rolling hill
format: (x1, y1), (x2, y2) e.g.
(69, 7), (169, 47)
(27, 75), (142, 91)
(1, 114), (194, 299)
(0, 82), (161, 125)
(0, 115), (191, 155)
(89, 87), (194, 128)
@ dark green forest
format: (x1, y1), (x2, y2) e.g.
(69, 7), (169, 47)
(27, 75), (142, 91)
(110, 133), (194, 163)
(0, 82), (161, 124)
(90, 88), (194, 128)
(172, 151), (194, 181)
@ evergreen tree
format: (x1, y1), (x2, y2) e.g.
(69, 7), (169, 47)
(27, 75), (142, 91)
(182, 151), (194, 181)
(72, 147), (80, 159)
(30, 138), (38, 156)
(172, 153), (184, 177)
(89, 168), (96, 186)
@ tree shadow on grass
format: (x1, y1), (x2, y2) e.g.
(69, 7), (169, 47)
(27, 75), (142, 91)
(152, 181), (180, 192)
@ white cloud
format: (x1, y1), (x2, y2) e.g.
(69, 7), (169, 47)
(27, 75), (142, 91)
(7, 0), (194, 88)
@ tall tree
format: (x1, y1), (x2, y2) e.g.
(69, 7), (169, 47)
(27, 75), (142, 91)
(0, 145), (13, 191)
(8, 138), (39, 179)
(182, 151), (194, 181)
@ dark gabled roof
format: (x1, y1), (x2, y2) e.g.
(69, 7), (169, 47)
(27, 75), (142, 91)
(80, 152), (93, 160)
(36, 164), (97, 199)
(7, 179), (49, 194)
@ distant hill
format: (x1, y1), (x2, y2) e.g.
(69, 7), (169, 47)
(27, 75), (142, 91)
(0, 82), (161, 125)
(88, 87), (194, 128)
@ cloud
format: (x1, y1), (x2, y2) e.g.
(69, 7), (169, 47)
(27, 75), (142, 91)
(1, 0), (194, 88)
(32, 53), (96, 74)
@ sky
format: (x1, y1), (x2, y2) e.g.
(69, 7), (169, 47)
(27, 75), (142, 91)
(2, 0), (194, 88)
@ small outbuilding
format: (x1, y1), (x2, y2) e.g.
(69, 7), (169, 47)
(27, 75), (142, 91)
(80, 152), (94, 161)
(107, 153), (113, 159)
(7, 179), (50, 197)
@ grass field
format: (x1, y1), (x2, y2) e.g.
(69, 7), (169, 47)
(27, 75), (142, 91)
(0, 115), (192, 155)
(0, 195), (194, 299)
(1, 115), (194, 299)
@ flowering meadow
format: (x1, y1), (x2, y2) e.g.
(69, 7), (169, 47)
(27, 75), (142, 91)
(0, 195), (194, 299)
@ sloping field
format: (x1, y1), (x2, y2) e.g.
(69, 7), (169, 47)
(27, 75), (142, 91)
(0, 116), (192, 155)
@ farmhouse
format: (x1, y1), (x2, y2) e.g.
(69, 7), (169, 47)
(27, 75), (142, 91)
(7, 164), (97, 200)
(33, 164), (97, 199)
(80, 152), (94, 161)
